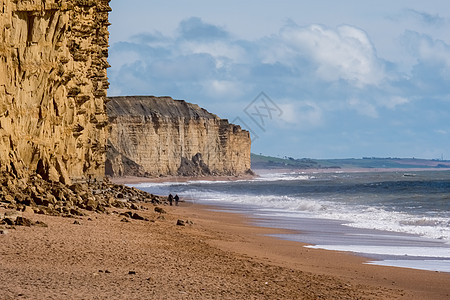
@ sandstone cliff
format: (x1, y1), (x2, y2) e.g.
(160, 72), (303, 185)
(106, 96), (252, 177)
(0, 0), (111, 184)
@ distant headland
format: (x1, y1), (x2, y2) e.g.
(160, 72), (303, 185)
(251, 154), (450, 170)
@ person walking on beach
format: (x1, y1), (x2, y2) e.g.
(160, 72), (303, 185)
(168, 194), (174, 206)
(174, 194), (179, 206)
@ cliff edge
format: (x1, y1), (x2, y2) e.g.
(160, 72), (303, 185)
(106, 96), (252, 177)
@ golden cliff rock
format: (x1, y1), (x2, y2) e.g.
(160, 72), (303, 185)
(0, 0), (111, 184)
(106, 96), (252, 177)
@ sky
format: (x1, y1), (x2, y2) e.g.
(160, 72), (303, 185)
(107, 1), (450, 159)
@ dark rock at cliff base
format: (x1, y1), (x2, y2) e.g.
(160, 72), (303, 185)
(178, 153), (211, 176)
(106, 141), (147, 177)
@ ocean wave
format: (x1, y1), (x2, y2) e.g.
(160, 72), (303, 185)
(131, 172), (313, 188)
(305, 245), (450, 258)
(134, 173), (450, 243)
(183, 190), (450, 242)
(255, 173), (315, 182)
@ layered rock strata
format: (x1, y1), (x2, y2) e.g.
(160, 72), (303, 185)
(106, 96), (252, 177)
(0, 0), (111, 184)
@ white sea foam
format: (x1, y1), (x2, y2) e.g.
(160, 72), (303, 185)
(366, 260), (450, 273)
(316, 205), (450, 241)
(131, 172), (312, 188)
(255, 173), (314, 182)
(305, 245), (450, 258)
(133, 172), (450, 243)
(181, 189), (450, 242)
(132, 181), (187, 188)
(132, 178), (254, 189)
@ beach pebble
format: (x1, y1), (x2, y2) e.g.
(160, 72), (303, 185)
(33, 221), (48, 227)
(176, 219), (185, 226)
(120, 211), (133, 218)
(131, 213), (146, 220)
(128, 271), (136, 275)
(0, 229), (8, 235)
(154, 207), (166, 214)
(22, 206), (34, 214)
(3, 218), (15, 226)
(15, 217), (32, 227)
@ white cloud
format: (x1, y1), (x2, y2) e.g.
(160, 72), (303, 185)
(277, 101), (324, 129)
(108, 18), (448, 127)
(380, 96), (410, 109)
(402, 31), (450, 68)
(417, 36), (450, 68)
(201, 79), (247, 99)
(277, 24), (386, 87)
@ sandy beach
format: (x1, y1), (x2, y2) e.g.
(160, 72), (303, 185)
(1, 198), (449, 299)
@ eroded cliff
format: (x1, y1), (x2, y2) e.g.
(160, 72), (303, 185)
(0, 0), (111, 184)
(106, 96), (252, 177)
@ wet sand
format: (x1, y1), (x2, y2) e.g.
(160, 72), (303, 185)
(1, 201), (449, 299)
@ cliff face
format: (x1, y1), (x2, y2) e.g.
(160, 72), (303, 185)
(0, 0), (111, 184)
(106, 96), (252, 177)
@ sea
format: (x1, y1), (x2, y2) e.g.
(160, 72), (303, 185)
(132, 170), (450, 273)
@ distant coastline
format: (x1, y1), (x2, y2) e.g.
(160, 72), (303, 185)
(251, 153), (450, 170)
(111, 161), (450, 185)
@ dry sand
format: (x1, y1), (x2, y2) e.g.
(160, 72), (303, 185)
(1, 201), (449, 299)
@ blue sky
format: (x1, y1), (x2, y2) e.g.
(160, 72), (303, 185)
(108, 1), (450, 159)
